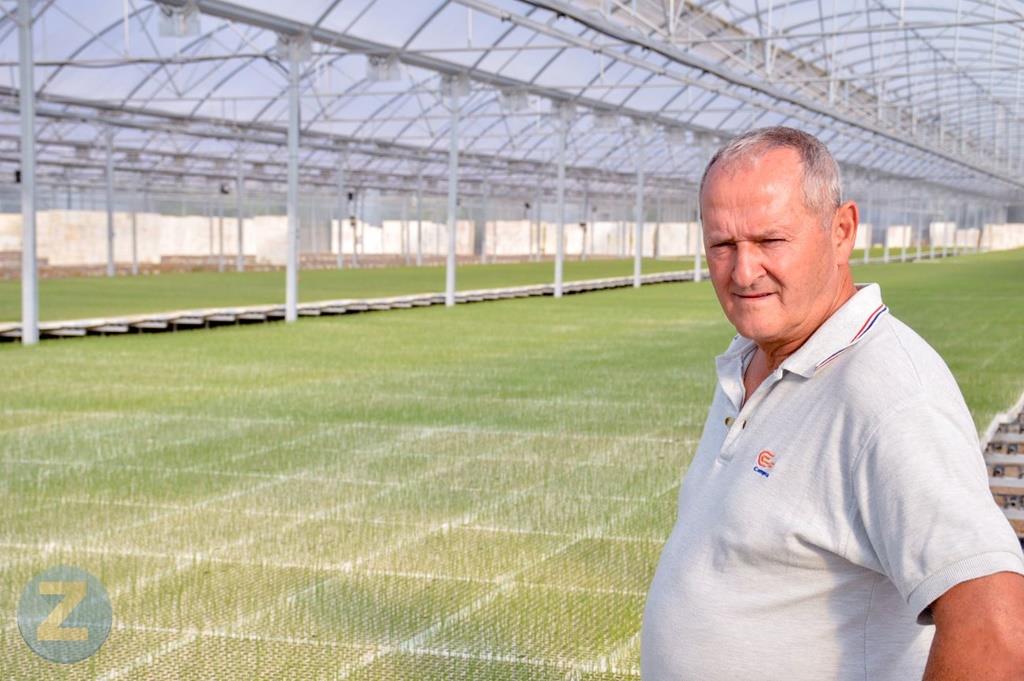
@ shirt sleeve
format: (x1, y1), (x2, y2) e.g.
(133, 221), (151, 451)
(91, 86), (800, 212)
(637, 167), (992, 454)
(848, 396), (1024, 624)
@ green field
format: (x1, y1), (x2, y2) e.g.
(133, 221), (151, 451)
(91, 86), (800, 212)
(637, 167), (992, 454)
(0, 248), (929, 324)
(1, 250), (1022, 679)
(0, 258), (693, 323)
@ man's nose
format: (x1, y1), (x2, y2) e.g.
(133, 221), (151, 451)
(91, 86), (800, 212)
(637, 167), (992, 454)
(731, 242), (764, 289)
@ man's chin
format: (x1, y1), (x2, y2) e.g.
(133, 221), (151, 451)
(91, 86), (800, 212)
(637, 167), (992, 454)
(728, 317), (780, 344)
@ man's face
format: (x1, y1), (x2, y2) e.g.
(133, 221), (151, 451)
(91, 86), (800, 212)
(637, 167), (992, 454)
(700, 147), (843, 347)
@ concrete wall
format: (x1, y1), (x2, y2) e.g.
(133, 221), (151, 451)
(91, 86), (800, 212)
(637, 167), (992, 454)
(21, 209), (1014, 268)
(956, 228), (980, 248)
(929, 222), (958, 248)
(854, 223), (872, 250)
(980, 224), (1024, 251)
(885, 225), (913, 248)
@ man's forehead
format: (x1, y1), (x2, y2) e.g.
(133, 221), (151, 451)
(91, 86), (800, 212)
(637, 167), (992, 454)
(703, 146), (803, 192)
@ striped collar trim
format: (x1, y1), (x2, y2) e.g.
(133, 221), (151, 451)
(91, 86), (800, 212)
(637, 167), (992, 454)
(813, 303), (889, 371)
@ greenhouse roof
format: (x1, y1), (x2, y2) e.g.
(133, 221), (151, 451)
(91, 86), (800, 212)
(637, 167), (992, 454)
(0, 0), (1021, 202)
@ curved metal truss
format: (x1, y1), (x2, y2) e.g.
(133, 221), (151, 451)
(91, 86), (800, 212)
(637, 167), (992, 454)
(0, 0), (1021, 204)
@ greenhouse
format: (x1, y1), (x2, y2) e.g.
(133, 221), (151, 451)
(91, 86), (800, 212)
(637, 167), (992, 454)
(2, 1), (1024, 679)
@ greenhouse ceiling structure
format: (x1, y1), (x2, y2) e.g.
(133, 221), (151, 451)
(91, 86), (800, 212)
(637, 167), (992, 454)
(3, 0), (1023, 198)
(5, 0), (1024, 341)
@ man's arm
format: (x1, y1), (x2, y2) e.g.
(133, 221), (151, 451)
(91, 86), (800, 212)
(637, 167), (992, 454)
(923, 571), (1024, 681)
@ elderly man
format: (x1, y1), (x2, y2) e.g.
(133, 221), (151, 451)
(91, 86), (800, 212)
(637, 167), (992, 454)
(641, 127), (1024, 680)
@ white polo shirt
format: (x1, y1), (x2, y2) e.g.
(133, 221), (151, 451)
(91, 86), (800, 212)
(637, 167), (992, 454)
(641, 283), (1024, 681)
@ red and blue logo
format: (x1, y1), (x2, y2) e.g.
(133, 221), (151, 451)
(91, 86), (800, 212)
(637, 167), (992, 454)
(753, 449), (776, 478)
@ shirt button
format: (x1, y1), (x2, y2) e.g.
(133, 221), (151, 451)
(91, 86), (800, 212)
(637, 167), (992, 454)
(724, 416), (734, 427)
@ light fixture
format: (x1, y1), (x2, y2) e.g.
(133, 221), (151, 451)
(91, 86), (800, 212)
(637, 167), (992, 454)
(440, 73), (471, 99)
(499, 87), (529, 113)
(665, 126), (688, 146)
(552, 100), (575, 124)
(275, 33), (312, 62)
(366, 54), (402, 83)
(593, 111), (618, 131)
(158, 1), (200, 38)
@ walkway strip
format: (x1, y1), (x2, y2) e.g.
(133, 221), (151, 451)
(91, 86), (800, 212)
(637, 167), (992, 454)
(0, 270), (702, 342)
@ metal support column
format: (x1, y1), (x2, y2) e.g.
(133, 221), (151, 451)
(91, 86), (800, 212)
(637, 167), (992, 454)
(914, 207), (922, 261)
(533, 186), (542, 262)
(18, 0), (37, 345)
(633, 136), (645, 288)
(216, 198), (225, 272)
(929, 208), (936, 260)
(352, 191), (361, 267)
(693, 199), (703, 282)
(285, 37), (301, 323)
(900, 198), (908, 263)
(553, 121), (567, 298)
(883, 203), (890, 264)
(336, 154), (346, 269)
(105, 131), (115, 277)
(402, 194), (410, 266)
(582, 188), (590, 261)
(480, 185), (489, 265)
(445, 99), (460, 307)
(130, 208), (138, 275)
(863, 196), (872, 265)
(236, 155), (245, 272)
(653, 193), (661, 260)
(415, 178), (423, 267)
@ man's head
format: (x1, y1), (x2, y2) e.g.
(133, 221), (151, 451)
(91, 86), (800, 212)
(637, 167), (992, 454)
(699, 127), (859, 356)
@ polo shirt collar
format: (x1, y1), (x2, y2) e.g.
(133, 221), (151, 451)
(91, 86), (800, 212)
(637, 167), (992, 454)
(714, 283), (888, 392)
(780, 283), (887, 378)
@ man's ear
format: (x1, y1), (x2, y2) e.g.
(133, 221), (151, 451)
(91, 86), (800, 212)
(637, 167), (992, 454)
(832, 200), (859, 261)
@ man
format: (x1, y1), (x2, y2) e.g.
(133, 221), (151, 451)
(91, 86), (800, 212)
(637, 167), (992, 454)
(641, 127), (1024, 680)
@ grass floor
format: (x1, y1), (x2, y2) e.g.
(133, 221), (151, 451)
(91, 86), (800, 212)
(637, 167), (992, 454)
(1, 249), (1021, 679)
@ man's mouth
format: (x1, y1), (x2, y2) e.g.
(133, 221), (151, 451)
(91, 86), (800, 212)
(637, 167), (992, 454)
(734, 292), (775, 299)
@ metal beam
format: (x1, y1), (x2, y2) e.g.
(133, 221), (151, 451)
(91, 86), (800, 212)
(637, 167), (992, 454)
(519, 0), (1024, 191)
(336, 152), (346, 269)
(163, 0), (1006, 200)
(105, 130), (115, 277)
(0, 93), (1004, 203)
(445, 97), (459, 308)
(415, 176), (423, 267)
(693, 199), (702, 283)
(131, 209), (138, 275)
(217, 197), (224, 272)
(634, 133), (645, 289)
(553, 119), (567, 298)
(236, 153), (245, 272)
(285, 38), (300, 323)
(18, 0), (37, 346)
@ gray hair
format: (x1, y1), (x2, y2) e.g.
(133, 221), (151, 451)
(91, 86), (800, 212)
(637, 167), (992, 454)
(698, 126), (843, 228)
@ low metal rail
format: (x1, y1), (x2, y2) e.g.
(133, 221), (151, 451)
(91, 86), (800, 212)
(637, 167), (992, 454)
(0, 269), (703, 343)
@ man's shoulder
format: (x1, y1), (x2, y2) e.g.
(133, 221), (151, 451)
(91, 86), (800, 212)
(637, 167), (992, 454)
(829, 311), (965, 415)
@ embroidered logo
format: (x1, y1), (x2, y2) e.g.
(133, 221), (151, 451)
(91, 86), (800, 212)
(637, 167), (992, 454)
(753, 449), (776, 478)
